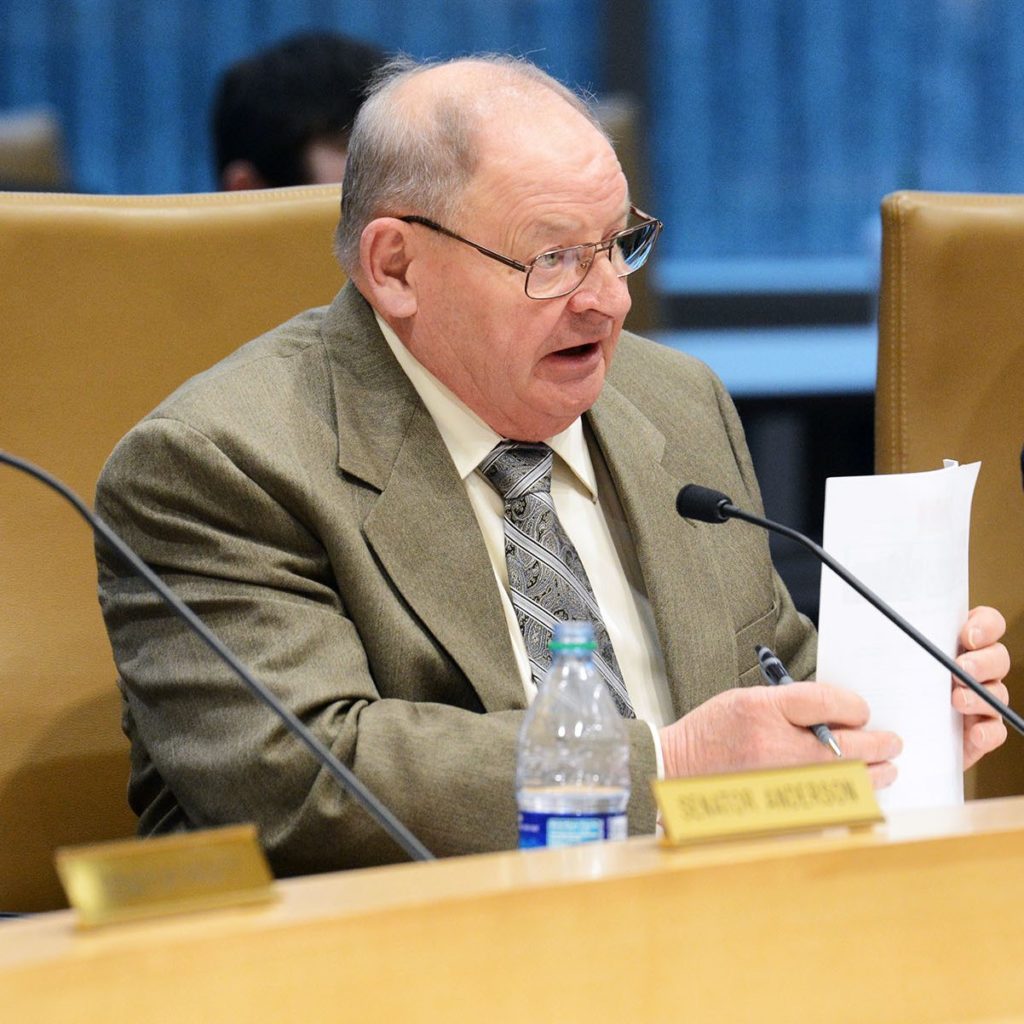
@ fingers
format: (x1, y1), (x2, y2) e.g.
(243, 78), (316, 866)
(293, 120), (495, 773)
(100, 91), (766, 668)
(826, 726), (902, 766)
(866, 760), (898, 789)
(952, 679), (1010, 717)
(963, 715), (1009, 770)
(954, 609), (1011, 771)
(960, 606), (1007, 651)
(770, 681), (870, 730)
(957, 643), (1010, 688)
(782, 716), (902, 791)
(749, 683), (903, 789)
(952, 673), (1011, 773)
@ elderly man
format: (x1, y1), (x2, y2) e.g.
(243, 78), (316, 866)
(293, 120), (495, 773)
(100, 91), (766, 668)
(97, 55), (1010, 876)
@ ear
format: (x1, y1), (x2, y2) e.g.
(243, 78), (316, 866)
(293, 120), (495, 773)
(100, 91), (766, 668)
(358, 218), (419, 318)
(220, 160), (268, 191)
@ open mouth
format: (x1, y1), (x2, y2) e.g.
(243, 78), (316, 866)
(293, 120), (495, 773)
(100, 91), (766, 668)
(552, 341), (600, 359)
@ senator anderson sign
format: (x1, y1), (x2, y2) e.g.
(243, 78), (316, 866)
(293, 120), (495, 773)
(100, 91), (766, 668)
(652, 761), (883, 845)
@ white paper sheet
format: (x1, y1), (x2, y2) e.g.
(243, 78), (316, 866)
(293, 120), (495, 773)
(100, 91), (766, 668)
(816, 462), (979, 812)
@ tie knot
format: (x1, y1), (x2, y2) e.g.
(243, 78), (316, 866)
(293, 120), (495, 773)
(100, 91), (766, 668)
(479, 441), (553, 501)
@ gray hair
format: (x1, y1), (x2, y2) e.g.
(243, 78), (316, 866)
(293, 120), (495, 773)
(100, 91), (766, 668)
(334, 54), (603, 273)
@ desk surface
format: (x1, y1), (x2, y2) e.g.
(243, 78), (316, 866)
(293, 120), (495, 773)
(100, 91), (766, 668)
(4, 797), (1024, 1022)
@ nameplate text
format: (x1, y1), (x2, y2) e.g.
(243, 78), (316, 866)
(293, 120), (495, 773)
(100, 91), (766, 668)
(653, 760), (883, 846)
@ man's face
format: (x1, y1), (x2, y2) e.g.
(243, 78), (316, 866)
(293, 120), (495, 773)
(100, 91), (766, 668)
(404, 105), (632, 441)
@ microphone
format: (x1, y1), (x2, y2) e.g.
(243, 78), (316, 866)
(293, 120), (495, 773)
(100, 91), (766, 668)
(0, 450), (434, 863)
(676, 483), (1024, 738)
(675, 484), (734, 524)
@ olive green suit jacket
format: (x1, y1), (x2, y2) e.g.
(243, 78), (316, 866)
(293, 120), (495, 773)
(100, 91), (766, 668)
(96, 283), (815, 876)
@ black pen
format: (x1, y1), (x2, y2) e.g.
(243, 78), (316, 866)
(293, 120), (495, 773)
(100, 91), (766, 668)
(755, 645), (843, 758)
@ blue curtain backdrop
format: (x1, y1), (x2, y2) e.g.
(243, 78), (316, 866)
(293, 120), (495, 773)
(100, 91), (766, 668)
(5, 0), (1024, 263)
(650, 0), (1024, 261)
(0, 0), (601, 194)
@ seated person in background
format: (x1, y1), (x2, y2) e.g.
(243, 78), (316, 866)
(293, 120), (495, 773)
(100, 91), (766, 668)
(212, 30), (385, 189)
(97, 55), (1011, 877)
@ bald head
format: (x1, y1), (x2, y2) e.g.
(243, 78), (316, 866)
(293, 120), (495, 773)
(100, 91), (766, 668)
(334, 55), (607, 274)
(389, 56), (596, 126)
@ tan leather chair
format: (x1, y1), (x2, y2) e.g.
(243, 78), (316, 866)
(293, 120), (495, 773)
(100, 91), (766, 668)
(0, 186), (345, 910)
(877, 190), (1024, 799)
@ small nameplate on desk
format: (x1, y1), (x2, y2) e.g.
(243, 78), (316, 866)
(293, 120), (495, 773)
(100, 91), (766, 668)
(55, 824), (276, 928)
(653, 760), (883, 846)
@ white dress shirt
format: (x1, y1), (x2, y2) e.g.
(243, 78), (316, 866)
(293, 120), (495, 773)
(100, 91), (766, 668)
(375, 313), (671, 773)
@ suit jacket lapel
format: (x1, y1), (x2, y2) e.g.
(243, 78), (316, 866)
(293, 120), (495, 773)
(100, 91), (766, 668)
(320, 287), (738, 717)
(321, 286), (522, 713)
(587, 380), (739, 718)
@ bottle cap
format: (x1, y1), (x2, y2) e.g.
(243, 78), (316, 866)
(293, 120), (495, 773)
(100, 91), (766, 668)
(548, 620), (597, 651)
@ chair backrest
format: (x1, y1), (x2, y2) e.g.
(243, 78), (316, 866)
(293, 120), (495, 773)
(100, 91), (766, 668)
(0, 186), (345, 910)
(877, 190), (1024, 799)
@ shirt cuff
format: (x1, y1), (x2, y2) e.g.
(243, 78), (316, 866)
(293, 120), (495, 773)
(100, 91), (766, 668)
(645, 718), (665, 780)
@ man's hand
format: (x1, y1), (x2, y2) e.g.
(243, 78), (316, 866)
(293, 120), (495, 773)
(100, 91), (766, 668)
(659, 683), (903, 788)
(955, 606), (1011, 770)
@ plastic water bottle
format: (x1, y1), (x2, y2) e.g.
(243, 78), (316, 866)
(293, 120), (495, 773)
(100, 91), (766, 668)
(516, 620), (630, 849)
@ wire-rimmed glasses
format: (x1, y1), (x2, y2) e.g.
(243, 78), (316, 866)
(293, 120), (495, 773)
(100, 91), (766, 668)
(398, 204), (663, 299)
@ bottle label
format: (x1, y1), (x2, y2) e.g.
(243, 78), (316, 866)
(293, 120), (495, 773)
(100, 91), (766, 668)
(518, 811), (627, 849)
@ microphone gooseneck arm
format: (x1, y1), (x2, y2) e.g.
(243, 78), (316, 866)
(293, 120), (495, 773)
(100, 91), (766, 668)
(0, 449), (434, 862)
(677, 483), (1024, 738)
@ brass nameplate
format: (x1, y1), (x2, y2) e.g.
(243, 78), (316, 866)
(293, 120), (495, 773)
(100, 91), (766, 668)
(653, 760), (883, 846)
(56, 824), (276, 928)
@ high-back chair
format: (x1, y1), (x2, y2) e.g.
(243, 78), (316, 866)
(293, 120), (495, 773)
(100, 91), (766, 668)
(0, 186), (345, 910)
(877, 190), (1024, 799)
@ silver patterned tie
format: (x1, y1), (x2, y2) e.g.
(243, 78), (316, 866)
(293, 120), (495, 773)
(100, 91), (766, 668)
(479, 440), (635, 718)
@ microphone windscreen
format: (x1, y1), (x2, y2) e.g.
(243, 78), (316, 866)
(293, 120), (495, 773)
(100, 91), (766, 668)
(676, 484), (733, 523)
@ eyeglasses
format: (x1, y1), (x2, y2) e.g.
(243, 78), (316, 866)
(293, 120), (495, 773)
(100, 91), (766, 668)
(398, 204), (663, 300)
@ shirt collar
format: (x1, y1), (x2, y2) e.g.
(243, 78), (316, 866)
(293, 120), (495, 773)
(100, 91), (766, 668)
(374, 312), (597, 500)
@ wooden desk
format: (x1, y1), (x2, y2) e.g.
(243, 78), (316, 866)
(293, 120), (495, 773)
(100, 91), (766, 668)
(3, 797), (1024, 1022)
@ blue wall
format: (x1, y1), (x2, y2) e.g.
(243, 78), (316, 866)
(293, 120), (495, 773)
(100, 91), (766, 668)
(651, 0), (1024, 260)
(0, 0), (602, 193)
(5, 1), (1024, 263)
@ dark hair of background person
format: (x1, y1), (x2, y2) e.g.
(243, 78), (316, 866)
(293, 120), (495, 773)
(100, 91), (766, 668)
(212, 31), (386, 190)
